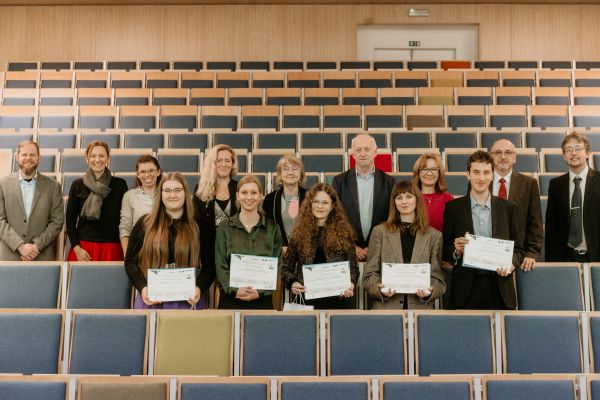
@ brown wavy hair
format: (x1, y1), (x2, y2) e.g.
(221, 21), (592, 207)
(139, 172), (200, 275)
(288, 183), (355, 258)
(412, 152), (448, 193)
(385, 180), (429, 235)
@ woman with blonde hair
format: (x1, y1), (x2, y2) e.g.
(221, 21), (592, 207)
(193, 144), (238, 291)
(125, 172), (205, 309)
(215, 175), (282, 309)
(363, 180), (445, 309)
(281, 183), (358, 309)
(263, 154), (307, 252)
(412, 152), (454, 232)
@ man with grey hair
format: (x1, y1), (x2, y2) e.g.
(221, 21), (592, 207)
(490, 139), (543, 270)
(332, 133), (395, 262)
(0, 140), (64, 261)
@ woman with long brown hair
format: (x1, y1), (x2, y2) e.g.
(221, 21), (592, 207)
(281, 183), (358, 309)
(125, 172), (204, 309)
(363, 180), (445, 309)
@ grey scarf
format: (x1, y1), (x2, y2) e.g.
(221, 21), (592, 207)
(81, 169), (112, 220)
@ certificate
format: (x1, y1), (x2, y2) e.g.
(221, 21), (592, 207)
(302, 261), (351, 300)
(381, 263), (430, 294)
(147, 267), (196, 302)
(462, 233), (514, 271)
(229, 253), (278, 290)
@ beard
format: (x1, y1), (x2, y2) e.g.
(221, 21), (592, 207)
(19, 161), (38, 176)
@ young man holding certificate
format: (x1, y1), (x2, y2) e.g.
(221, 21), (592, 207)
(281, 184), (358, 309)
(442, 151), (523, 310)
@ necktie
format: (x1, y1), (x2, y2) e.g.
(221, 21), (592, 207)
(568, 176), (583, 248)
(498, 178), (507, 200)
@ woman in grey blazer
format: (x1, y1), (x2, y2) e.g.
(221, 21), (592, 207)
(363, 180), (445, 309)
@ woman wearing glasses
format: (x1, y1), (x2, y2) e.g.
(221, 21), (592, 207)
(66, 141), (128, 262)
(194, 144), (239, 292)
(363, 180), (445, 309)
(281, 183), (358, 309)
(263, 155), (307, 254)
(215, 175), (282, 309)
(119, 155), (162, 253)
(412, 153), (454, 232)
(125, 172), (203, 309)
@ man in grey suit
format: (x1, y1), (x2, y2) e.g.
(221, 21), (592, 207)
(490, 139), (543, 270)
(0, 140), (64, 261)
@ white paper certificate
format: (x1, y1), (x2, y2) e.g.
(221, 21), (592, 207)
(381, 263), (430, 294)
(302, 261), (351, 300)
(462, 233), (514, 271)
(147, 267), (196, 302)
(229, 253), (278, 290)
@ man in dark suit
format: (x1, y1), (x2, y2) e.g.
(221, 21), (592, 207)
(332, 133), (395, 262)
(0, 140), (64, 261)
(545, 132), (600, 263)
(443, 150), (523, 310)
(490, 139), (543, 271)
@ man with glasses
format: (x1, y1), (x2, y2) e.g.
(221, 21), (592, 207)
(546, 132), (600, 262)
(0, 140), (64, 261)
(490, 139), (543, 271)
(332, 133), (394, 262)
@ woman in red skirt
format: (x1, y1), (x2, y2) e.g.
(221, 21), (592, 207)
(66, 141), (128, 261)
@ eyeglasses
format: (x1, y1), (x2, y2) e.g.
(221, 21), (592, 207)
(138, 168), (158, 176)
(419, 168), (440, 175)
(282, 166), (300, 173)
(491, 150), (515, 157)
(162, 188), (185, 195)
(216, 158), (233, 165)
(564, 146), (586, 155)
(312, 200), (332, 207)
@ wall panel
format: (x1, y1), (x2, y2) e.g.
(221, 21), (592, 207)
(0, 3), (598, 68)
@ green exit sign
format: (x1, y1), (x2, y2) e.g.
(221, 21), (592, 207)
(409, 41), (421, 47)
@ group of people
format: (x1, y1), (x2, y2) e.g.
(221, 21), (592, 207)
(0, 130), (597, 311)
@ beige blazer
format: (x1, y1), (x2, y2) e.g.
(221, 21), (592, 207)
(363, 223), (445, 309)
(0, 173), (64, 261)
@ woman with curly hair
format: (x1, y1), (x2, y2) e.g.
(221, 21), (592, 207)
(281, 183), (358, 309)
(363, 180), (445, 309)
(193, 144), (238, 291)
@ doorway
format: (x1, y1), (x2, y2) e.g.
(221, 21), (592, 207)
(357, 24), (478, 61)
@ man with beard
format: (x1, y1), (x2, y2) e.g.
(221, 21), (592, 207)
(0, 140), (64, 261)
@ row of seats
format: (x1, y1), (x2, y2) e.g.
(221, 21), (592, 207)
(2, 104), (600, 130)
(0, 262), (594, 312)
(0, 374), (592, 400)
(5, 59), (600, 72)
(4, 70), (600, 90)
(1, 307), (600, 377)
(0, 127), (593, 151)
(5, 87), (600, 107)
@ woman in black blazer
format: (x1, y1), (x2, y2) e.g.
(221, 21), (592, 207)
(193, 144), (238, 291)
(263, 154), (307, 253)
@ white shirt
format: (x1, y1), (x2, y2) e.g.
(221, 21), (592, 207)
(492, 171), (512, 197)
(18, 170), (38, 221)
(568, 165), (588, 251)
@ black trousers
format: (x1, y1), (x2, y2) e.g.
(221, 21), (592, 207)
(456, 273), (512, 310)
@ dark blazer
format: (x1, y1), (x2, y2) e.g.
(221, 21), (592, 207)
(332, 168), (395, 248)
(503, 172), (544, 260)
(545, 168), (600, 262)
(263, 186), (307, 246)
(193, 178), (238, 288)
(442, 194), (524, 309)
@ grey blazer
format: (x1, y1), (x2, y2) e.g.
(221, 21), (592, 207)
(363, 223), (445, 309)
(0, 173), (64, 261)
